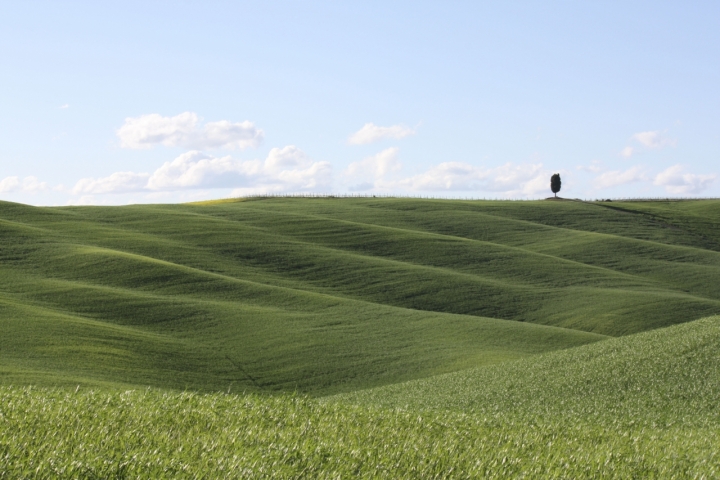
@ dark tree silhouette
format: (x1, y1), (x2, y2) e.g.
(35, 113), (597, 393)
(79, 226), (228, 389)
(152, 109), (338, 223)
(550, 173), (561, 198)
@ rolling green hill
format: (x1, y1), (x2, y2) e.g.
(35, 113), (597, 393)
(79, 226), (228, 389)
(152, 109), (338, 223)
(2, 197), (720, 394)
(3, 197), (720, 477)
(3, 316), (719, 478)
(331, 314), (720, 426)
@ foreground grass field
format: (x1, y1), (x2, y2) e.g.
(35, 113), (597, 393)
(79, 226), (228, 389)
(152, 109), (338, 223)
(2, 316), (718, 478)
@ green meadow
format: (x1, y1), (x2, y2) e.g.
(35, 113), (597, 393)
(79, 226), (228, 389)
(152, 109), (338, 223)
(1, 197), (720, 477)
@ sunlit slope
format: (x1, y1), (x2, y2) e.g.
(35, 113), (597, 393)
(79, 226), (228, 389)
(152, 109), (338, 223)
(3, 384), (718, 478)
(2, 198), (720, 392)
(331, 315), (720, 427)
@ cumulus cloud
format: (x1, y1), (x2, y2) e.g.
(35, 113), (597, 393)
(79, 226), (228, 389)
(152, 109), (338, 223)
(385, 162), (548, 196)
(0, 177), (20, 192)
(594, 166), (646, 189)
(264, 145), (311, 171)
(348, 123), (415, 145)
(22, 177), (48, 193)
(73, 172), (150, 195)
(146, 151), (257, 190)
(346, 148), (401, 179)
(653, 165), (715, 194)
(262, 161), (332, 193)
(620, 130), (677, 158)
(621, 130), (676, 157)
(117, 112), (264, 150)
(148, 146), (330, 192)
(71, 146), (331, 196)
(632, 131), (676, 149)
(0, 176), (48, 193)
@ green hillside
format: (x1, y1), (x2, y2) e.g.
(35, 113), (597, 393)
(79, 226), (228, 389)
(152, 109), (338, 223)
(3, 197), (720, 477)
(332, 314), (720, 426)
(3, 317), (719, 478)
(2, 197), (720, 394)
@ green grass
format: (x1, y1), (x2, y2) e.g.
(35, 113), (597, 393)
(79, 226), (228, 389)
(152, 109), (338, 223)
(331, 315), (720, 425)
(2, 197), (720, 476)
(1, 385), (717, 478)
(3, 197), (720, 393)
(3, 314), (720, 478)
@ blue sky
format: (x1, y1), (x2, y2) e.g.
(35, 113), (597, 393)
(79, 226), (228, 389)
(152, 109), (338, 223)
(1, 1), (718, 205)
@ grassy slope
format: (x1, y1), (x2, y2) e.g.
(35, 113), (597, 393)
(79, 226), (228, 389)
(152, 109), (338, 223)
(4, 316), (720, 478)
(2, 386), (717, 478)
(2, 198), (720, 394)
(2, 198), (720, 477)
(331, 315), (720, 427)
(2, 312), (719, 478)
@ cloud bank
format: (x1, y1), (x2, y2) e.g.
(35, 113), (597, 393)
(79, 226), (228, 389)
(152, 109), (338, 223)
(0, 176), (48, 193)
(654, 165), (715, 194)
(632, 131), (676, 149)
(117, 112), (264, 150)
(346, 148), (401, 179)
(384, 162), (548, 197)
(593, 166), (646, 189)
(72, 146), (330, 196)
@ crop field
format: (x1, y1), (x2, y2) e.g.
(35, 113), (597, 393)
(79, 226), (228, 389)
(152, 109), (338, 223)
(332, 315), (720, 426)
(3, 315), (719, 478)
(1, 197), (720, 476)
(1, 382), (718, 478)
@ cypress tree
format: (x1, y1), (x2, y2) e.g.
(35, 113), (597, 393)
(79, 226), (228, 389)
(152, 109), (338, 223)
(550, 173), (561, 198)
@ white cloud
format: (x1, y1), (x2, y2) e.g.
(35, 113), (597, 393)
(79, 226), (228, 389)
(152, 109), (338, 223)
(59, 104), (69, 109)
(653, 165), (715, 194)
(71, 146), (331, 196)
(386, 162), (548, 196)
(346, 147), (401, 179)
(620, 130), (676, 158)
(593, 166), (646, 189)
(348, 123), (415, 145)
(0, 177), (20, 193)
(265, 158), (332, 192)
(73, 171), (150, 195)
(621, 146), (635, 158)
(146, 151), (258, 190)
(265, 145), (311, 171)
(253, 146), (332, 192)
(632, 131), (676, 149)
(0, 176), (48, 193)
(23, 177), (50, 193)
(117, 112), (264, 150)
(148, 146), (330, 192)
